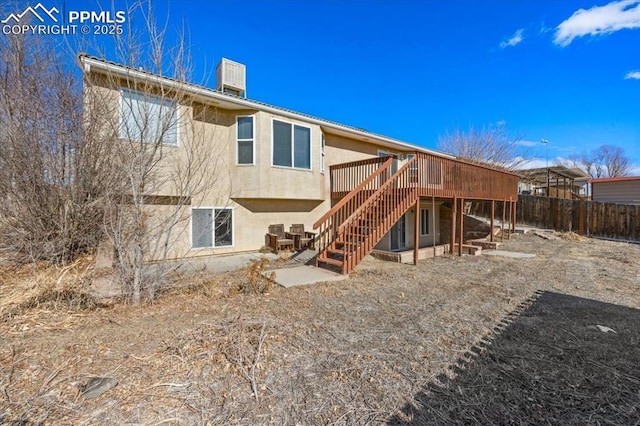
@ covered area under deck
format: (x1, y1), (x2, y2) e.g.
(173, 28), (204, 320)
(367, 195), (518, 265)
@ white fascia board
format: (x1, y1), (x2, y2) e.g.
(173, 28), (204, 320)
(80, 56), (453, 159)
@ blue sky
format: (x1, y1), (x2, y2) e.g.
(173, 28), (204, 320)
(5, 0), (640, 172)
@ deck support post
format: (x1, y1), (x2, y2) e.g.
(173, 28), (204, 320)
(512, 200), (517, 234)
(432, 196), (436, 255)
(501, 200), (506, 242)
(414, 199), (420, 265)
(507, 199), (511, 240)
(490, 200), (495, 243)
(450, 197), (457, 254)
(458, 197), (464, 256)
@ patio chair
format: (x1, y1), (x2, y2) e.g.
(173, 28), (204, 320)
(265, 224), (295, 253)
(289, 224), (316, 250)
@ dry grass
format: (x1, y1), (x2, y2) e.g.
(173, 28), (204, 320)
(1, 233), (639, 424)
(0, 256), (100, 322)
(556, 231), (588, 242)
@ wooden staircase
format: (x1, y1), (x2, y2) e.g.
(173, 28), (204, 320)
(313, 156), (419, 274)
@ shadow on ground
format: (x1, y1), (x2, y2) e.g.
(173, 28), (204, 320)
(390, 291), (640, 425)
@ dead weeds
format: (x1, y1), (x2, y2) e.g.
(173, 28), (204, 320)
(0, 256), (101, 322)
(0, 233), (639, 424)
(556, 231), (588, 242)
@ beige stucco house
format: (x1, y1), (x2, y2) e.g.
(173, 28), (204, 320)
(80, 55), (519, 274)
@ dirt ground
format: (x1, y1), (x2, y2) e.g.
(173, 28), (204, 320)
(1, 233), (639, 425)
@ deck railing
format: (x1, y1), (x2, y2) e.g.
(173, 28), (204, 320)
(314, 157), (394, 259)
(330, 152), (519, 201)
(341, 157), (418, 273)
(315, 156), (419, 274)
(330, 156), (391, 196)
(315, 152), (519, 274)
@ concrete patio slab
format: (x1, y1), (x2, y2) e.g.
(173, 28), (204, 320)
(266, 265), (348, 288)
(483, 250), (536, 259)
(169, 252), (280, 275)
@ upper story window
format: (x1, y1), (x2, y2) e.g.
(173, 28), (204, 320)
(272, 119), (311, 170)
(237, 116), (254, 165)
(120, 88), (178, 146)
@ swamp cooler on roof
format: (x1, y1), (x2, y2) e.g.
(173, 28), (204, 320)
(216, 58), (246, 98)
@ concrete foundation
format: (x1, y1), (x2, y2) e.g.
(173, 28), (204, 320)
(371, 244), (450, 264)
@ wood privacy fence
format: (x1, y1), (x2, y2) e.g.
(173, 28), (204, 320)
(473, 195), (640, 242)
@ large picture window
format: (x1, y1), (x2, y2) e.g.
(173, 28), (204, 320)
(272, 119), (311, 169)
(191, 208), (233, 248)
(120, 88), (178, 145)
(237, 116), (254, 164)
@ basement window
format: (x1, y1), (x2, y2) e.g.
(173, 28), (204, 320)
(191, 208), (233, 248)
(420, 208), (430, 235)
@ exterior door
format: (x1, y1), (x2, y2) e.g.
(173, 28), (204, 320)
(390, 214), (406, 250)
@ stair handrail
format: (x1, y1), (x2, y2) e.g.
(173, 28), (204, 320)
(337, 155), (418, 233)
(313, 156), (394, 229)
(341, 155), (419, 273)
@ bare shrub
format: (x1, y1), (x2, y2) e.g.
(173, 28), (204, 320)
(221, 319), (269, 402)
(238, 258), (274, 295)
(0, 33), (117, 264)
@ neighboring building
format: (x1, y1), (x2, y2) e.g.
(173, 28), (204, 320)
(517, 166), (590, 199)
(79, 54), (518, 274)
(591, 176), (640, 205)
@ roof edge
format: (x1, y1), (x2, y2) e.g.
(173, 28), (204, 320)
(590, 176), (640, 183)
(78, 53), (454, 159)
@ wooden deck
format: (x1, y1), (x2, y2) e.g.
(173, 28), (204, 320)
(314, 153), (520, 274)
(330, 152), (519, 201)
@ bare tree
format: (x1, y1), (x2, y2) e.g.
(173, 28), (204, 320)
(81, 2), (231, 303)
(558, 145), (630, 178)
(0, 32), (118, 263)
(0, 2), (231, 303)
(556, 153), (583, 170)
(590, 145), (630, 178)
(437, 124), (526, 170)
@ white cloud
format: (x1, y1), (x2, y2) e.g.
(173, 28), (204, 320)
(554, 0), (640, 47)
(515, 157), (570, 170)
(516, 140), (541, 147)
(628, 163), (640, 175)
(624, 70), (640, 79)
(500, 28), (524, 48)
(514, 157), (549, 169)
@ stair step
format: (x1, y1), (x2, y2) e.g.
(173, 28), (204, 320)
(318, 257), (343, 267)
(339, 235), (368, 242)
(336, 240), (362, 247)
(327, 248), (344, 257)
